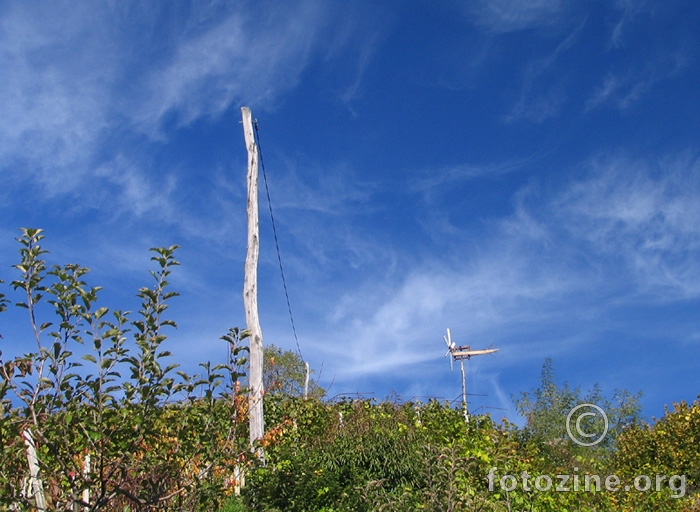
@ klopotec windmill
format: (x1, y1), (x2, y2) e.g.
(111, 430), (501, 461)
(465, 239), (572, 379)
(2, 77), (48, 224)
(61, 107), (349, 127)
(442, 328), (498, 422)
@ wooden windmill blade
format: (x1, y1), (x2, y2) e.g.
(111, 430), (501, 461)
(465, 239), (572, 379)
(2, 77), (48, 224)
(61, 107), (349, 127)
(443, 328), (455, 370)
(451, 348), (499, 358)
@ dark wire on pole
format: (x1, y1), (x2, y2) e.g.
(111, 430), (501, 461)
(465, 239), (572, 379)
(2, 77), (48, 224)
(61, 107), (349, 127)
(253, 120), (305, 363)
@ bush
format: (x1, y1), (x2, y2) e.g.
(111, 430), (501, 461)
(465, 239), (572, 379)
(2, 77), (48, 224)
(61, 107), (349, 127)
(243, 397), (426, 511)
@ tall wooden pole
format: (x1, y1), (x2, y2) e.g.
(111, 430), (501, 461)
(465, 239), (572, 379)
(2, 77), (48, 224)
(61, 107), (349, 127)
(241, 107), (264, 457)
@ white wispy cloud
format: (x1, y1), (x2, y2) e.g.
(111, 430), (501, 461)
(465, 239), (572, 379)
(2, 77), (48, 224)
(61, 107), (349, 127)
(0, 2), (345, 193)
(504, 18), (585, 123)
(585, 72), (649, 111)
(554, 152), (700, 298)
(610, 0), (650, 48)
(250, 158), (390, 283)
(270, 161), (378, 216)
(131, 2), (333, 134)
(410, 158), (536, 195)
(337, 32), (379, 116)
(585, 52), (688, 111)
(0, 3), (118, 192)
(467, 0), (572, 33)
(317, 4), (388, 115)
(506, 86), (567, 123)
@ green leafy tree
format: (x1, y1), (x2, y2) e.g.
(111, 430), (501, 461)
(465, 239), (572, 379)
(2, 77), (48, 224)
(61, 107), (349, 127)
(263, 344), (325, 399)
(613, 397), (700, 510)
(510, 358), (643, 511)
(514, 358), (642, 454)
(514, 358), (580, 446)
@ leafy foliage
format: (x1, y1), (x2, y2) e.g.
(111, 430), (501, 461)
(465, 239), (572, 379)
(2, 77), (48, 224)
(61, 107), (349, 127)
(514, 358), (642, 449)
(237, 359), (691, 512)
(263, 343), (325, 399)
(0, 228), (250, 510)
(613, 397), (700, 511)
(244, 397), (427, 511)
(513, 356), (643, 485)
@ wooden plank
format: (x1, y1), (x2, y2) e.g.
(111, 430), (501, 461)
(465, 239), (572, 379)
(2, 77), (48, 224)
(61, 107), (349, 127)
(451, 348), (499, 358)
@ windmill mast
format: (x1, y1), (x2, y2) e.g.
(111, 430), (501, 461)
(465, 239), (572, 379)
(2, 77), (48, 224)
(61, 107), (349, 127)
(241, 107), (264, 456)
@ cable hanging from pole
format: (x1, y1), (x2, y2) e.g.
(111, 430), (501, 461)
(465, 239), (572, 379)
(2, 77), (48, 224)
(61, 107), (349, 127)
(253, 119), (305, 364)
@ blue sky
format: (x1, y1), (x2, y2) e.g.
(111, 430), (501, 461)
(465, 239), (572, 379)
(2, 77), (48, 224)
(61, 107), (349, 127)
(1, 1), (699, 423)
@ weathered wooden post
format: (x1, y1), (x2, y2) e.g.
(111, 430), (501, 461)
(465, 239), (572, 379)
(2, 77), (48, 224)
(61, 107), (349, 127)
(241, 107), (265, 458)
(82, 453), (90, 511)
(23, 430), (46, 510)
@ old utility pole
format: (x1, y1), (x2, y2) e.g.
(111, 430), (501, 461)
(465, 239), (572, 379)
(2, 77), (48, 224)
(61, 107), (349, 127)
(241, 107), (264, 456)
